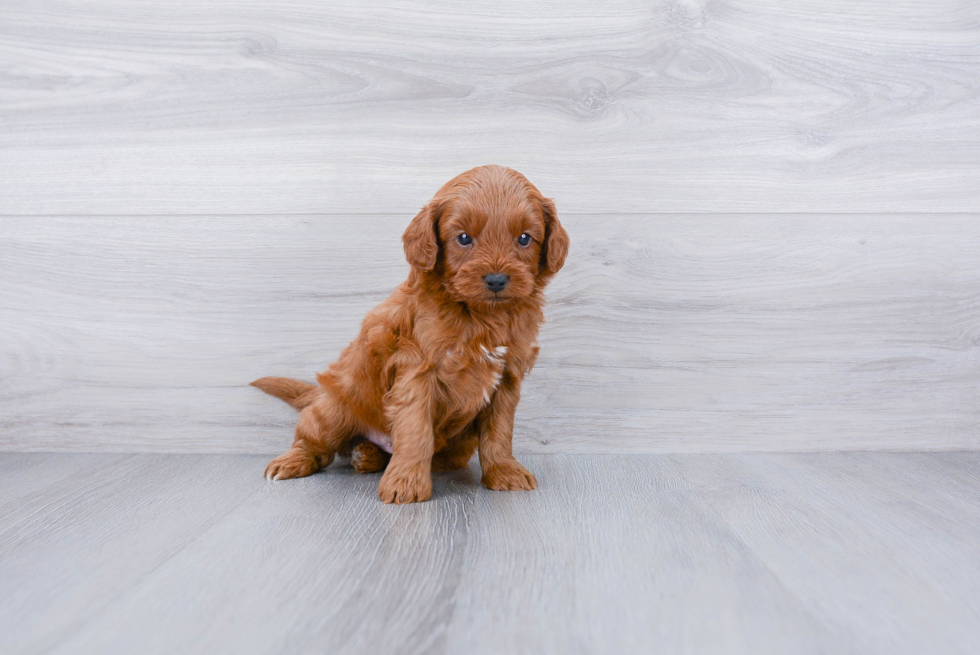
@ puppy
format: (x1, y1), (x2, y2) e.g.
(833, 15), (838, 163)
(252, 165), (569, 504)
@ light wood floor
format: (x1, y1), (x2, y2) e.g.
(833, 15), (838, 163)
(3, 452), (978, 655)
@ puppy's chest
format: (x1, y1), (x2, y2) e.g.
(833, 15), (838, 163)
(437, 342), (509, 414)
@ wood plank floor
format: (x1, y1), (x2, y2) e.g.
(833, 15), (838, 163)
(2, 452), (978, 655)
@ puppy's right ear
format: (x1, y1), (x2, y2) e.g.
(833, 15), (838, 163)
(402, 201), (443, 272)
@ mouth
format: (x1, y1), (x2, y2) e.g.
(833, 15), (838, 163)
(467, 295), (512, 309)
(445, 279), (518, 307)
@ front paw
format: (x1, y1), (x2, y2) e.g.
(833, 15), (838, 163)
(378, 466), (432, 504)
(482, 460), (537, 491)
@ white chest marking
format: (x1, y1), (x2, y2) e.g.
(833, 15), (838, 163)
(480, 344), (508, 367)
(479, 345), (507, 407)
(481, 369), (505, 408)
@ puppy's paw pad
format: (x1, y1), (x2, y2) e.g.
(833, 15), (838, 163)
(264, 450), (319, 481)
(482, 462), (537, 491)
(378, 469), (432, 504)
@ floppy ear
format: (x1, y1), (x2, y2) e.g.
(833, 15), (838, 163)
(539, 198), (569, 275)
(402, 201), (443, 271)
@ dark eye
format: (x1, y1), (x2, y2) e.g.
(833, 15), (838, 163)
(456, 233), (472, 246)
(517, 233), (532, 247)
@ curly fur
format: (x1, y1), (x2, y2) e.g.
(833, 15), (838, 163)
(252, 165), (569, 503)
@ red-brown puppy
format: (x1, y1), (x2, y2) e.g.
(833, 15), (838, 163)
(252, 165), (569, 504)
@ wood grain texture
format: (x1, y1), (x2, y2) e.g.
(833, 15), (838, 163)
(2, 0), (979, 214)
(1, 453), (978, 655)
(2, 214), (978, 453)
(0, 454), (268, 654)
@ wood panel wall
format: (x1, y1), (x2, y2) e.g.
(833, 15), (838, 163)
(2, 216), (977, 453)
(1, 1), (978, 452)
(2, 0), (979, 214)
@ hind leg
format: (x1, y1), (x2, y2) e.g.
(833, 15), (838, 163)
(351, 440), (391, 474)
(265, 444), (319, 481)
(265, 391), (355, 480)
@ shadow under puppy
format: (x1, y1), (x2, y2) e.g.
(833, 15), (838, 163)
(252, 165), (569, 504)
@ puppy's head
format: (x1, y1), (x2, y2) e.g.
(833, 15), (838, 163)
(403, 165), (569, 310)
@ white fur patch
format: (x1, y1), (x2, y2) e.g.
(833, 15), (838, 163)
(481, 344), (507, 367)
(481, 370), (504, 408)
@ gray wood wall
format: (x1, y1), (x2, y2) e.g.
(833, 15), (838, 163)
(2, 1), (978, 453)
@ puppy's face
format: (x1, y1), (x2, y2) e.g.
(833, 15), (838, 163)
(403, 166), (569, 311)
(437, 188), (544, 307)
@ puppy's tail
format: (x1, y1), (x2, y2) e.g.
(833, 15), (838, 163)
(250, 377), (319, 410)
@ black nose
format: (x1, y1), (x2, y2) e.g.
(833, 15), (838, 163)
(484, 273), (510, 293)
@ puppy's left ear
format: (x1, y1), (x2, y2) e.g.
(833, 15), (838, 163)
(403, 200), (443, 271)
(539, 198), (569, 275)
